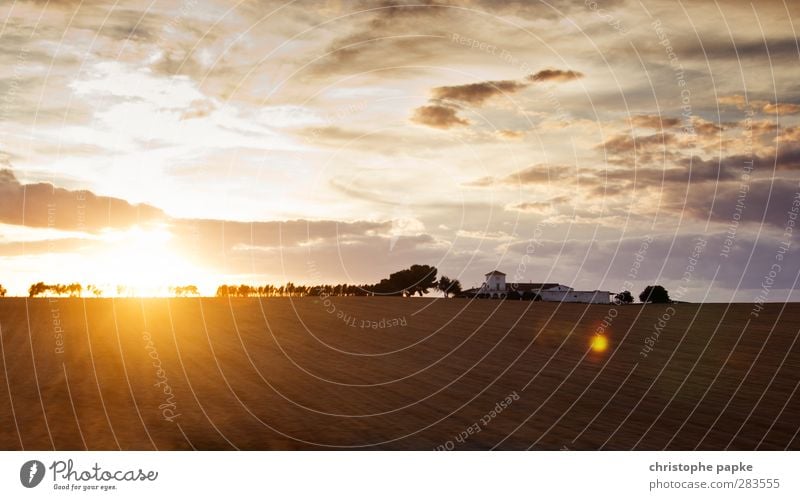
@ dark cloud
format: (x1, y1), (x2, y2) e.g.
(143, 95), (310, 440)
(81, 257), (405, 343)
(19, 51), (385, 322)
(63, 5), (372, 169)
(527, 69), (584, 83)
(168, 217), (451, 283)
(431, 80), (527, 105)
(411, 76), (534, 129)
(595, 132), (685, 166)
(668, 178), (800, 229)
(410, 104), (469, 129)
(598, 132), (678, 156)
(0, 169), (164, 232)
(598, 164), (738, 187)
(685, 146), (800, 173)
(505, 230), (800, 296)
(680, 37), (800, 62)
(629, 115), (682, 129)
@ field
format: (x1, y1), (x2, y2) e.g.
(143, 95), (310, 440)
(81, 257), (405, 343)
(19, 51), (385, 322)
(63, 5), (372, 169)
(0, 297), (798, 450)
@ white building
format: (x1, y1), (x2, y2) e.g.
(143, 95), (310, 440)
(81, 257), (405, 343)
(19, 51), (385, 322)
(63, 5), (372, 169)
(539, 289), (613, 304)
(483, 270), (506, 294)
(463, 270), (613, 304)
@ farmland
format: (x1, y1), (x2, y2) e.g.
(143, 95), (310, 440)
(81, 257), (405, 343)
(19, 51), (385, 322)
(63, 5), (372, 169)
(0, 297), (798, 450)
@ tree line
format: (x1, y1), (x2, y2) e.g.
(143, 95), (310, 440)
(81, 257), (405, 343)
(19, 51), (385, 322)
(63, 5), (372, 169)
(3, 272), (671, 303)
(614, 285), (671, 304)
(217, 265), (463, 298)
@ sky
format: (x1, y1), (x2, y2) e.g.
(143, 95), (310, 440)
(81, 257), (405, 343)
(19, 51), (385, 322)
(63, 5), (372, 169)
(0, 0), (798, 300)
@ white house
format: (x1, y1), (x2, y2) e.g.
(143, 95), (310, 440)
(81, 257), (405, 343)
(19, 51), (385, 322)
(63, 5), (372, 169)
(462, 270), (613, 304)
(539, 289), (613, 304)
(483, 270), (506, 294)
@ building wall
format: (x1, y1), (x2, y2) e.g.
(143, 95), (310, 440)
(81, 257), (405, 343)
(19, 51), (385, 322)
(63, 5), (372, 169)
(484, 274), (506, 293)
(539, 290), (611, 304)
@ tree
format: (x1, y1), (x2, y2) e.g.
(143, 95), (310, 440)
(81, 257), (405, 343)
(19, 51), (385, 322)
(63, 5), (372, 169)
(0, 284), (6, 297)
(437, 276), (462, 298)
(87, 285), (103, 297)
(171, 285), (199, 297)
(639, 285), (671, 304)
(388, 264), (438, 296)
(615, 290), (634, 304)
(29, 282), (47, 298)
(67, 283), (82, 297)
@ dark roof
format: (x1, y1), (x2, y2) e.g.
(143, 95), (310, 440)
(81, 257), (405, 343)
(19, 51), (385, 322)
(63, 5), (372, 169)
(485, 270), (506, 276)
(507, 283), (562, 291)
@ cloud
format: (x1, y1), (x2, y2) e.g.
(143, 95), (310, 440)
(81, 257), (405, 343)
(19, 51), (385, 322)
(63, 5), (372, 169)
(410, 77), (529, 130)
(410, 104), (469, 129)
(762, 102), (800, 115)
(596, 133), (684, 165)
(465, 164), (574, 187)
(504, 231), (800, 298)
(0, 166), (451, 285)
(599, 132), (677, 155)
(506, 196), (571, 214)
(411, 68), (580, 129)
(431, 80), (527, 105)
(628, 115), (681, 129)
(0, 169), (165, 232)
(662, 178), (800, 230)
(686, 146), (800, 173)
(717, 95), (800, 115)
(718, 95), (759, 109)
(527, 69), (584, 83)
(496, 129), (525, 140)
(681, 37), (800, 62)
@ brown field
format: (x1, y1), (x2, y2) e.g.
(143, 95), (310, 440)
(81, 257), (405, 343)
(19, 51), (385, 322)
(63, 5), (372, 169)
(0, 297), (798, 450)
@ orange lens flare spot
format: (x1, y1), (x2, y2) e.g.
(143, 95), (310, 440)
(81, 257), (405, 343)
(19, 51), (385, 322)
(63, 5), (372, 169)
(591, 334), (609, 353)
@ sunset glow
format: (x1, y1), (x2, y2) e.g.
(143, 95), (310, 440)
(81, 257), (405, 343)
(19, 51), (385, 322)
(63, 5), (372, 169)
(0, 1), (797, 300)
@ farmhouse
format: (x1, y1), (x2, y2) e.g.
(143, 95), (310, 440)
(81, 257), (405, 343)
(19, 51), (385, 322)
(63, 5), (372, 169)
(460, 270), (612, 304)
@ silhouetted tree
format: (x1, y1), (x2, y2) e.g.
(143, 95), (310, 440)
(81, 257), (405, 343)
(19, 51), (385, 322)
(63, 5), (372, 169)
(615, 290), (634, 304)
(67, 283), (82, 297)
(29, 282), (47, 297)
(171, 285), (199, 297)
(437, 276), (462, 298)
(87, 285), (103, 297)
(639, 285), (671, 304)
(0, 284), (6, 297)
(212, 264), (443, 299)
(377, 264), (437, 297)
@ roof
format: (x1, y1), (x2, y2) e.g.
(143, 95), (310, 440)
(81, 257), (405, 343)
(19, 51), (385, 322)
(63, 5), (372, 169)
(485, 270), (506, 276)
(508, 283), (562, 291)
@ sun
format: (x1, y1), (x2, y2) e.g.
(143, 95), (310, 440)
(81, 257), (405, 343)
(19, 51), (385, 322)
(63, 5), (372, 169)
(591, 334), (609, 353)
(86, 225), (205, 296)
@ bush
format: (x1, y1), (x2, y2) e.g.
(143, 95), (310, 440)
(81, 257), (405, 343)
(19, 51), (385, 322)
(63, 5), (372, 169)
(639, 285), (671, 304)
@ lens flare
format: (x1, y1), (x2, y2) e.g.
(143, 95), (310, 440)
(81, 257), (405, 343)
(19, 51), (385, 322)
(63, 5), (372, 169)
(591, 334), (609, 353)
